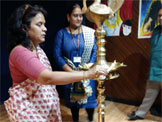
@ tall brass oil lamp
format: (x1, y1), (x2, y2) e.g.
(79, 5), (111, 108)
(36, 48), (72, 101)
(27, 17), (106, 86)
(81, 0), (126, 122)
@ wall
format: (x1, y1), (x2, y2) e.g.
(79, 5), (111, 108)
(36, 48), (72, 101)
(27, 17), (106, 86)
(102, 0), (161, 105)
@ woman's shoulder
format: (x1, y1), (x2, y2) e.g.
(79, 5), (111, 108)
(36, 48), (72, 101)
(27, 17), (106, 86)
(11, 45), (28, 53)
(57, 27), (67, 33)
(11, 45), (26, 52)
(56, 27), (70, 37)
(10, 45), (32, 59)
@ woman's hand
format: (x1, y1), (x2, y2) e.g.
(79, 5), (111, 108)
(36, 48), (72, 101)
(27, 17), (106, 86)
(85, 65), (109, 79)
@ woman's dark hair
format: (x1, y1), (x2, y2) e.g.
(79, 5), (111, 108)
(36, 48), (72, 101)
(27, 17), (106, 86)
(8, 4), (47, 53)
(66, 3), (82, 15)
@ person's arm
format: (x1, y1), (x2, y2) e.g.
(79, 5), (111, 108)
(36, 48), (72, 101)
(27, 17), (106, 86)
(37, 64), (107, 85)
(11, 46), (108, 85)
(37, 69), (86, 85)
(53, 30), (68, 69)
(89, 37), (97, 63)
(53, 30), (75, 72)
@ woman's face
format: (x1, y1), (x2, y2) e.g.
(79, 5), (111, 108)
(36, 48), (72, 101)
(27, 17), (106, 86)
(68, 7), (83, 29)
(27, 12), (47, 46)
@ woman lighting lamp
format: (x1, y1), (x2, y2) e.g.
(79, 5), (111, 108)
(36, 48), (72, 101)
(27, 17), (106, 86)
(5, 4), (108, 121)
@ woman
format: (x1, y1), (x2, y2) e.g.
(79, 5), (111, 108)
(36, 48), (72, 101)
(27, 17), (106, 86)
(53, 3), (97, 122)
(5, 4), (108, 122)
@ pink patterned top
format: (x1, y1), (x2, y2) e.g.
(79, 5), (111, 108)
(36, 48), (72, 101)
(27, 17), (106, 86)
(9, 47), (46, 83)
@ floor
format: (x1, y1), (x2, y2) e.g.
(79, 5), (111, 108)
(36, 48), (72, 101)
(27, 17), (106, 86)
(0, 100), (161, 122)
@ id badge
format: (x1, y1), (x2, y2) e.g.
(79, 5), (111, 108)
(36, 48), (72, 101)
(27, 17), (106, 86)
(73, 57), (81, 63)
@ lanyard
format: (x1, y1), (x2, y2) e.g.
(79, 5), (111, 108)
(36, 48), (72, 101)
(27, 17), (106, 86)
(69, 27), (80, 51)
